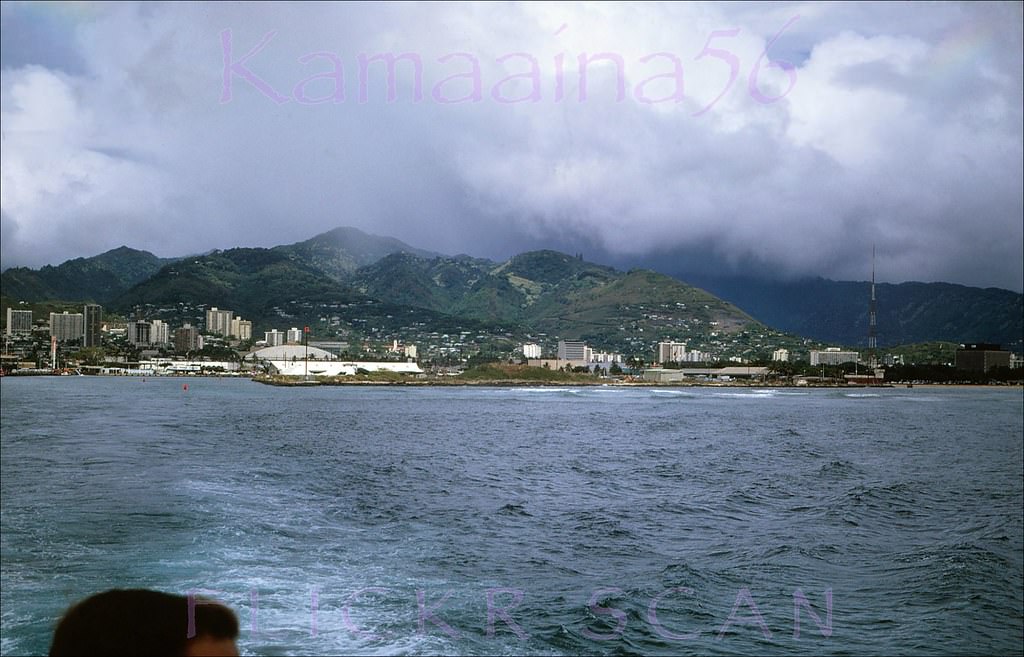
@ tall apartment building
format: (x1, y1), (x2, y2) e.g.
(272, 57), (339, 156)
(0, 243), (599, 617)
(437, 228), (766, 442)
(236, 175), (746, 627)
(772, 349), (790, 362)
(230, 317), (253, 341)
(5, 308), (33, 335)
(657, 341), (687, 364)
(286, 327), (303, 344)
(174, 324), (202, 353)
(150, 319), (170, 346)
(265, 329), (286, 347)
(522, 343), (542, 359)
(83, 304), (103, 347)
(205, 307), (234, 336)
(50, 312), (85, 343)
(127, 321), (152, 346)
(557, 341), (588, 361)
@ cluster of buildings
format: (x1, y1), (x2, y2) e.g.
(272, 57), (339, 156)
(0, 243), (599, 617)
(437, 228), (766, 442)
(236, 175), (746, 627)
(512, 337), (1021, 376)
(263, 327), (312, 347)
(520, 340), (626, 371)
(8, 306), (104, 347)
(104, 307), (255, 355)
(2, 302), (428, 377)
(3, 305), (241, 357)
(204, 307), (253, 341)
(3, 300), (1020, 378)
(97, 343), (424, 378)
(656, 341), (713, 364)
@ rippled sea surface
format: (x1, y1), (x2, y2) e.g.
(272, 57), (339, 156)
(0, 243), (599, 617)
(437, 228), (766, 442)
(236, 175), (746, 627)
(2, 378), (1022, 656)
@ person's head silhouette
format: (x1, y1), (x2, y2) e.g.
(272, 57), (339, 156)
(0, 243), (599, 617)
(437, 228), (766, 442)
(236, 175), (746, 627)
(49, 589), (239, 656)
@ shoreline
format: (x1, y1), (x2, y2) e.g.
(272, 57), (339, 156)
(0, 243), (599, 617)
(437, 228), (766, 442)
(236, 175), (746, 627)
(248, 376), (1023, 389)
(2, 372), (1020, 389)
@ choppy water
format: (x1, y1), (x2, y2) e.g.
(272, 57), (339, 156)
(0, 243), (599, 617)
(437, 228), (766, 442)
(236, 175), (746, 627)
(1, 378), (1022, 656)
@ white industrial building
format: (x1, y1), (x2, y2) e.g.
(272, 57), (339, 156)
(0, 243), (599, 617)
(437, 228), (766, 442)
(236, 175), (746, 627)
(248, 344), (421, 377)
(269, 361), (423, 376)
(250, 344), (337, 362)
(809, 348), (859, 366)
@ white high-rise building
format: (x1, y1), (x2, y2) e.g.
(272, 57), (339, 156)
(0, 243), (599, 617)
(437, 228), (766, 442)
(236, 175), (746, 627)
(522, 343), (542, 359)
(205, 307), (234, 336)
(50, 312), (84, 343)
(230, 317), (253, 341)
(684, 350), (711, 363)
(558, 341), (587, 361)
(772, 349), (789, 362)
(265, 329), (286, 347)
(658, 341), (687, 364)
(5, 308), (32, 335)
(150, 319), (170, 346)
(286, 327), (303, 344)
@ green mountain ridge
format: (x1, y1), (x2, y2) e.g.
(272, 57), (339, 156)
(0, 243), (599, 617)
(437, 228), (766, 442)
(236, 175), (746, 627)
(3, 226), (1020, 356)
(679, 273), (1024, 351)
(109, 247), (501, 341)
(0, 246), (172, 304)
(349, 249), (771, 354)
(272, 226), (439, 281)
(114, 248), (363, 314)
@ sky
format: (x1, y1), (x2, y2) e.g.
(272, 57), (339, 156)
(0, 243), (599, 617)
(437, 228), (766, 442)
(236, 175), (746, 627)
(1, 1), (1022, 291)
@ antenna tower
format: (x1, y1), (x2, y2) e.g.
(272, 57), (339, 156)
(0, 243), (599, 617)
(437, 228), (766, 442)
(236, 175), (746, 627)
(868, 245), (877, 369)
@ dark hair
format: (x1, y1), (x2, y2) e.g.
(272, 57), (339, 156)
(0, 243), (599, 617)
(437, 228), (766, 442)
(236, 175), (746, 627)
(49, 589), (239, 657)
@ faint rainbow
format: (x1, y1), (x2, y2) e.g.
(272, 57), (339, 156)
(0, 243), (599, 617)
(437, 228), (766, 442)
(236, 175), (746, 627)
(926, 20), (995, 78)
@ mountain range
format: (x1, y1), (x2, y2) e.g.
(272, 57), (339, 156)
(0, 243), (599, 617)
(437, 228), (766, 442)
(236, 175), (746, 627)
(678, 273), (1023, 350)
(1, 227), (1021, 353)
(0, 246), (172, 305)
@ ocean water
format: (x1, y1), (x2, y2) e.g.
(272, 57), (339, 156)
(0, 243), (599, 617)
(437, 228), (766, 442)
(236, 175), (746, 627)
(1, 377), (1022, 656)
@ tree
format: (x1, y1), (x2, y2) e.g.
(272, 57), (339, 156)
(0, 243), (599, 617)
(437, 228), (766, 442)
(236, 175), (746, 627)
(74, 347), (106, 366)
(768, 361), (797, 377)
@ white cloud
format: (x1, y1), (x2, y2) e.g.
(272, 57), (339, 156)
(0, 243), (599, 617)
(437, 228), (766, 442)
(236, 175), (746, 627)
(0, 2), (1021, 290)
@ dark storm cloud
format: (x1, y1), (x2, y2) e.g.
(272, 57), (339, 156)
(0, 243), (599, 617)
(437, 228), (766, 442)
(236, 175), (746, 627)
(1, 2), (1021, 290)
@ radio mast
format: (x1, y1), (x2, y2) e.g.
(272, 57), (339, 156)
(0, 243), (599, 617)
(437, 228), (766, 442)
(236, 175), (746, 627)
(868, 245), (877, 369)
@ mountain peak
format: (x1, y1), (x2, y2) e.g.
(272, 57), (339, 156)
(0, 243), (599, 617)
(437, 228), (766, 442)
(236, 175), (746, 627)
(501, 250), (617, 285)
(274, 226), (440, 281)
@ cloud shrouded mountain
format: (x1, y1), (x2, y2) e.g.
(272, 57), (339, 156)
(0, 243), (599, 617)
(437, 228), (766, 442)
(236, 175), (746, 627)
(2, 225), (1020, 350)
(1, 2), (1021, 291)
